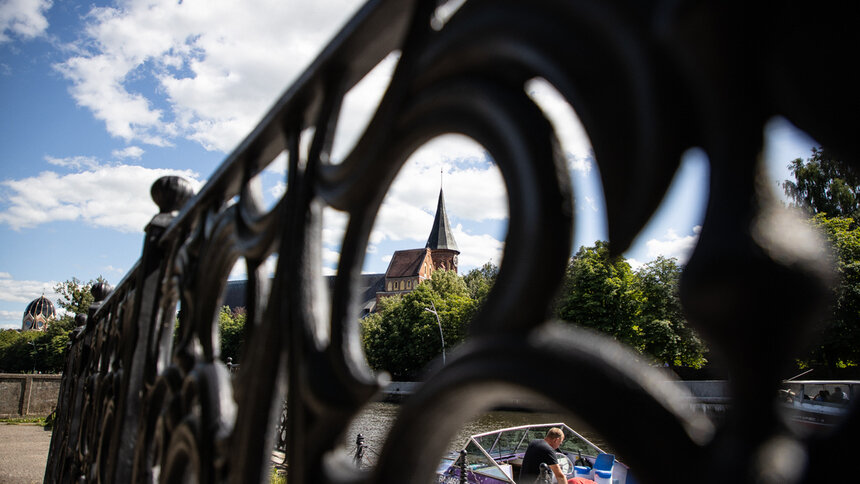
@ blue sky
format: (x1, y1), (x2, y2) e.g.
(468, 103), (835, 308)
(0, 0), (816, 329)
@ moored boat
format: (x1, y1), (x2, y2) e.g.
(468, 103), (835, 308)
(436, 423), (637, 484)
(780, 380), (856, 431)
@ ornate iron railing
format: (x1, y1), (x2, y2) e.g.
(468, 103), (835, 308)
(45, 1), (857, 483)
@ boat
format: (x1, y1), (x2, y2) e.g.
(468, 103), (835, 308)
(435, 423), (637, 484)
(780, 380), (856, 431)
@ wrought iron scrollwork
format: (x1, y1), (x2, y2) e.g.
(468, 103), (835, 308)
(46, 1), (857, 483)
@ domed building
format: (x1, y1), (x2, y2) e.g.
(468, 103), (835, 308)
(22, 295), (56, 332)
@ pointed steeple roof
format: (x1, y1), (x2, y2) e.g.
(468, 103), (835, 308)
(426, 188), (459, 252)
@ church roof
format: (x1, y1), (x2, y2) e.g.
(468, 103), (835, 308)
(385, 249), (430, 278)
(425, 188), (458, 252)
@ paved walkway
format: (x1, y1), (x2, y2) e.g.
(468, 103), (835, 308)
(0, 424), (52, 484)
(0, 424), (288, 482)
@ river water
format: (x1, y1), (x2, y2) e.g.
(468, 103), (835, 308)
(341, 402), (613, 468)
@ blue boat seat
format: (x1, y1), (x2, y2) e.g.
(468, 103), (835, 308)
(593, 453), (614, 471)
(593, 453), (614, 480)
(594, 469), (613, 484)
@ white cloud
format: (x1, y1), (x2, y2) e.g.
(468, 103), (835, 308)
(45, 155), (100, 170)
(322, 247), (340, 265)
(269, 181), (286, 200)
(1, 310), (23, 329)
(228, 260), (247, 280)
(383, 137), (507, 225)
(0, 160), (202, 232)
(317, 144), (509, 274)
(56, 0), (366, 151)
(627, 258), (644, 271)
(644, 226), (701, 264)
(452, 225), (504, 271)
(567, 153), (593, 175)
(322, 207), (348, 248)
(0, 0), (51, 44)
(0, 273), (58, 304)
(0, 273), (64, 329)
(112, 146), (145, 159)
(102, 265), (126, 276)
(321, 266), (337, 276)
(358, 149), (506, 264)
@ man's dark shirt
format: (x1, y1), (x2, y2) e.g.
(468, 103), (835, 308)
(519, 438), (559, 482)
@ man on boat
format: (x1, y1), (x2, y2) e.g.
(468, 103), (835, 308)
(832, 387), (849, 402)
(519, 427), (568, 483)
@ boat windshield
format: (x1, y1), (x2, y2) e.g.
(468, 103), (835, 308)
(471, 423), (602, 460)
(459, 440), (515, 483)
(447, 424), (613, 484)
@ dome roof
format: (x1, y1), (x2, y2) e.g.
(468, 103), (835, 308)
(22, 295), (56, 331)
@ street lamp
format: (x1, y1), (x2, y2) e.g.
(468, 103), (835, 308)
(27, 341), (37, 373)
(424, 301), (446, 365)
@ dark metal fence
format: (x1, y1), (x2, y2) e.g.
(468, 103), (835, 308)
(45, 1), (857, 482)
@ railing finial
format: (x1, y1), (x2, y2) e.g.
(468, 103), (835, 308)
(91, 281), (112, 303)
(150, 175), (194, 214)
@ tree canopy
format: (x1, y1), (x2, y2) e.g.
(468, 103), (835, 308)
(218, 306), (246, 363)
(463, 262), (498, 305)
(779, 147), (860, 370)
(804, 214), (860, 368)
(361, 270), (476, 380)
(557, 242), (708, 368)
(783, 147), (860, 219)
(558, 242), (642, 347)
(635, 257), (707, 368)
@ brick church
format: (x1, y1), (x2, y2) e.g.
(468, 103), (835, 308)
(373, 187), (460, 308)
(221, 186), (459, 316)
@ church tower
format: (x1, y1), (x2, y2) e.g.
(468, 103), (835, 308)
(374, 184), (462, 311)
(425, 187), (460, 273)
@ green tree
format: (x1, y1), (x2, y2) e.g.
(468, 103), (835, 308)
(779, 148), (860, 370)
(556, 244), (707, 367)
(463, 262), (498, 304)
(218, 306), (246, 363)
(0, 329), (55, 373)
(53, 277), (105, 316)
(429, 269), (468, 298)
(782, 147), (860, 219)
(635, 257), (707, 368)
(0, 330), (34, 372)
(557, 242), (642, 347)
(805, 215), (860, 368)
(361, 273), (476, 380)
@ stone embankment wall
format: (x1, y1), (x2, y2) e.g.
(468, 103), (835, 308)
(384, 380), (732, 416)
(0, 373), (61, 418)
(0, 375), (729, 418)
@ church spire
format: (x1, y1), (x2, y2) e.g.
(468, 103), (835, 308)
(426, 187), (458, 251)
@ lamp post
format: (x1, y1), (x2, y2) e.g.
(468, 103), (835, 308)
(28, 341), (37, 373)
(424, 301), (446, 365)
